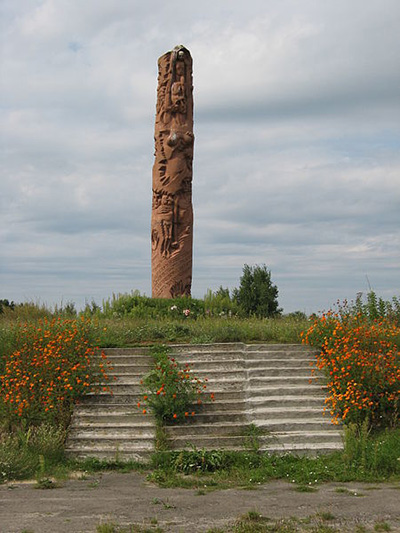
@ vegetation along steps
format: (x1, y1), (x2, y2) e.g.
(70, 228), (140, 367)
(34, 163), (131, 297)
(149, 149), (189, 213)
(65, 343), (343, 461)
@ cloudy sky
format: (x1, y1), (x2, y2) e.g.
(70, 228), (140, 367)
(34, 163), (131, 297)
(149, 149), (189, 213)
(1, 0), (399, 313)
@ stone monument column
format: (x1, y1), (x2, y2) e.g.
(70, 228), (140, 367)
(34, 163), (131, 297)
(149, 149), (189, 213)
(151, 45), (194, 298)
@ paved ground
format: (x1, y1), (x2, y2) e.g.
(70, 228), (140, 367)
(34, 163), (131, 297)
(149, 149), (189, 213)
(1, 472), (399, 532)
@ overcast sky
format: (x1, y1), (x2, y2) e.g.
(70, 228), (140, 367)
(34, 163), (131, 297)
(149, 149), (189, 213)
(1, 0), (399, 313)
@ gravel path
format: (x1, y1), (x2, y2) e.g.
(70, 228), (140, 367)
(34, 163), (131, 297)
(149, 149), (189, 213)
(1, 472), (399, 532)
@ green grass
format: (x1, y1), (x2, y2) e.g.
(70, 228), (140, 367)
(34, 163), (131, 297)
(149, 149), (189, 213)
(316, 512), (335, 521)
(0, 423), (67, 483)
(0, 298), (309, 351)
(374, 523), (392, 532)
(148, 428), (400, 489)
(214, 511), (344, 532)
(88, 315), (308, 347)
(3, 426), (399, 487)
(94, 514), (397, 533)
(0, 428), (148, 485)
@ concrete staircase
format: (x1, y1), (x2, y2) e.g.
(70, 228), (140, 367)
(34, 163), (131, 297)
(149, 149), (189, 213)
(65, 347), (155, 462)
(65, 343), (343, 461)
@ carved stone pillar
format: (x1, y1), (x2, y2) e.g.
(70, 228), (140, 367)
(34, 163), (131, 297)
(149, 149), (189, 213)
(151, 45), (194, 298)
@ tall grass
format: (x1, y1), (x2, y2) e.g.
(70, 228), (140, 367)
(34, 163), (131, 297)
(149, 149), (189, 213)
(0, 423), (66, 483)
(88, 316), (309, 347)
(0, 294), (309, 349)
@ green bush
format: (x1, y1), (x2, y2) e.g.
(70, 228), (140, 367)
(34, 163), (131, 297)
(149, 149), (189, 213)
(203, 287), (240, 317)
(353, 291), (400, 324)
(0, 317), (112, 427)
(94, 292), (206, 320)
(302, 296), (400, 429)
(233, 264), (281, 318)
(139, 345), (211, 423)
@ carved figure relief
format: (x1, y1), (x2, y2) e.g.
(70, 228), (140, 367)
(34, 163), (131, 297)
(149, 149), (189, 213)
(151, 46), (194, 298)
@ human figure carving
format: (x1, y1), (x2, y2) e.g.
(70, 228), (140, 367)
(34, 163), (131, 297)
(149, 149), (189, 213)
(151, 46), (194, 298)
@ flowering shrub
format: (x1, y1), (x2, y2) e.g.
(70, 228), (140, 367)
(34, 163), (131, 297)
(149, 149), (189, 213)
(97, 292), (205, 319)
(302, 305), (400, 429)
(138, 345), (214, 423)
(0, 317), (111, 426)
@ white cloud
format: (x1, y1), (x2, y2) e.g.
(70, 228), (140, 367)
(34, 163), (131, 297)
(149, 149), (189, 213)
(1, 0), (399, 312)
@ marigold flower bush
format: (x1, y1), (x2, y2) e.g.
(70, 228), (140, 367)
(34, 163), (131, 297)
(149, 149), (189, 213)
(302, 302), (400, 429)
(0, 317), (112, 427)
(139, 345), (213, 423)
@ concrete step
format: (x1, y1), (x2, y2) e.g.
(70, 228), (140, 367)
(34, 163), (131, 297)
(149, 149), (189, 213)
(68, 427), (155, 438)
(70, 418), (155, 429)
(81, 393), (141, 405)
(165, 433), (341, 451)
(245, 359), (312, 368)
(74, 405), (145, 415)
(261, 442), (343, 456)
(172, 369), (247, 380)
(104, 348), (151, 356)
(197, 390), (246, 400)
(73, 410), (247, 425)
(248, 396), (327, 407)
(245, 352), (313, 360)
(256, 419), (339, 432)
(173, 354), (313, 364)
(95, 382), (246, 395)
(107, 374), (148, 384)
(102, 356), (152, 366)
(76, 400), (227, 415)
(246, 344), (316, 353)
(67, 434), (155, 447)
(66, 343), (342, 459)
(165, 422), (249, 438)
(108, 364), (153, 373)
(172, 359), (245, 370)
(266, 431), (343, 445)
(249, 407), (329, 420)
(82, 390), (246, 405)
(176, 411), (248, 424)
(167, 434), (249, 450)
(195, 399), (247, 411)
(66, 441), (153, 454)
(248, 385), (326, 396)
(65, 448), (152, 462)
(247, 366), (314, 376)
(172, 353), (246, 363)
(94, 384), (144, 394)
(248, 377), (324, 386)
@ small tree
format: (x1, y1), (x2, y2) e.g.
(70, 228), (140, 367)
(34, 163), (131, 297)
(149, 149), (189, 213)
(233, 264), (281, 318)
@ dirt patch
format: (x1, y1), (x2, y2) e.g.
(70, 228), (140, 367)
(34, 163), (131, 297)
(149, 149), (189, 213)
(1, 472), (399, 532)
